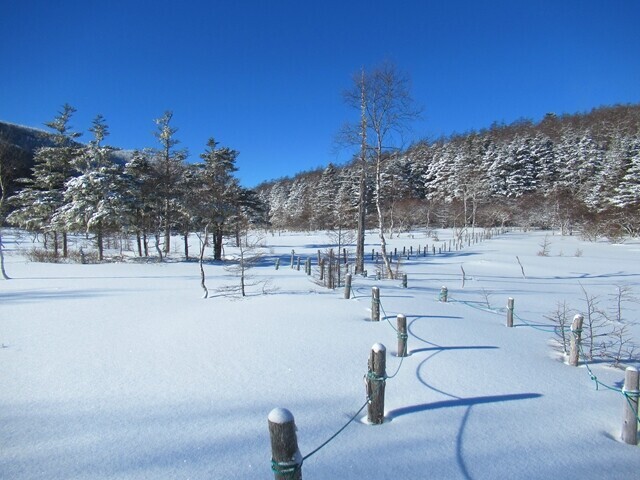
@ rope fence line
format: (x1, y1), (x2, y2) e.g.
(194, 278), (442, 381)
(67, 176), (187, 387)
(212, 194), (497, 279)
(271, 398), (371, 477)
(271, 230), (637, 477)
(572, 330), (640, 426)
(447, 292), (640, 428)
(377, 296), (408, 379)
(270, 281), (419, 476)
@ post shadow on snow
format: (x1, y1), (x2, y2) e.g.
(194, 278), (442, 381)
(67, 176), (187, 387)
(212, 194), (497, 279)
(455, 271), (640, 284)
(409, 345), (499, 356)
(385, 393), (543, 420)
(373, 314), (463, 331)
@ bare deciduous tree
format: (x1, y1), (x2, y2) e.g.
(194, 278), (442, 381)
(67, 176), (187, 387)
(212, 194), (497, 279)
(343, 63), (421, 279)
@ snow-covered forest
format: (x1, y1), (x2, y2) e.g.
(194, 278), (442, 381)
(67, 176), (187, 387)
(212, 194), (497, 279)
(1, 103), (639, 272)
(257, 104), (640, 239)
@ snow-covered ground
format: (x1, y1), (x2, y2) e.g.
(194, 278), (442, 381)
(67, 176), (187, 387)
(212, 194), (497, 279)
(2, 229), (640, 479)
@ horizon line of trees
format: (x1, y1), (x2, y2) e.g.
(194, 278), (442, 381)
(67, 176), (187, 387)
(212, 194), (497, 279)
(1, 99), (639, 271)
(256, 103), (640, 242)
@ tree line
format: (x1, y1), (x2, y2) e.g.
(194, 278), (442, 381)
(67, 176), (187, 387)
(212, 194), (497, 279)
(3, 105), (266, 262)
(256, 103), (640, 242)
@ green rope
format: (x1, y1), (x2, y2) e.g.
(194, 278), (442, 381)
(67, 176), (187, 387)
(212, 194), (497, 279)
(271, 459), (300, 477)
(366, 370), (387, 382)
(452, 292), (640, 426)
(386, 352), (405, 379)
(272, 398), (371, 474)
(301, 399), (369, 463)
(623, 393), (640, 428)
(573, 333), (640, 425)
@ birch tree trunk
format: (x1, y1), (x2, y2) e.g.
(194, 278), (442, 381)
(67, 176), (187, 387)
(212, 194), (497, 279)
(375, 143), (394, 279)
(199, 225), (209, 299)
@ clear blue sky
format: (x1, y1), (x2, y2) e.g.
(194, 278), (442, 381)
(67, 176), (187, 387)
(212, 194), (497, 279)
(1, 0), (639, 187)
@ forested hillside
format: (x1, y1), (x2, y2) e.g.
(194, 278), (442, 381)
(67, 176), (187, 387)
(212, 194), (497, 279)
(256, 104), (640, 239)
(2, 103), (639, 271)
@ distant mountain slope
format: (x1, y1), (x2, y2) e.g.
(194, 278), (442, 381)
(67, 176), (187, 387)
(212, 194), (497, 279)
(0, 120), (135, 197)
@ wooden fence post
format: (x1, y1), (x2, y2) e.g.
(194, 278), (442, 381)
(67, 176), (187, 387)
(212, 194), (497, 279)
(569, 314), (584, 366)
(371, 287), (380, 321)
(275, 258), (280, 270)
(327, 248), (335, 290)
(402, 273), (407, 288)
(290, 250), (295, 269)
(397, 314), (408, 357)
(622, 366), (639, 445)
(344, 273), (352, 299)
(296, 257), (301, 271)
(439, 286), (448, 302)
(367, 343), (386, 424)
(319, 259), (325, 282)
(305, 258), (311, 275)
(268, 408), (302, 479)
(506, 297), (514, 327)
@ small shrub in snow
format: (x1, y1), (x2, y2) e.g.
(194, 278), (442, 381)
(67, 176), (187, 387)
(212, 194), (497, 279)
(26, 247), (102, 264)
(546, 301), (572, 355)
(25, 248), (62, 263)
(548, 285), (640, 368)
(537, 235), (552, 256)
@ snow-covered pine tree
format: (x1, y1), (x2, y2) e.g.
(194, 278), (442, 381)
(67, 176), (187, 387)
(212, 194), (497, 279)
(312, 163), (340, 230)
(122, 150), (159, 257)
(151, 111), (187, 256)
(7, 104), (81, 257)
(283, 174), (315, 230)
(196, 138), (241, 261)
(611, 135), (640, 235)
(263, 180), (292, 231)
(53, 115), (125, 260)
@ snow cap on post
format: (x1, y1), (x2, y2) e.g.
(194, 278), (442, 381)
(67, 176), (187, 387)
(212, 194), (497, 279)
(268, 407), (295, 425)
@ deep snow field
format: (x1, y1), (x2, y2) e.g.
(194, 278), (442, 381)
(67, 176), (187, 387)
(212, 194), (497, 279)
(2, 228), (640, 479)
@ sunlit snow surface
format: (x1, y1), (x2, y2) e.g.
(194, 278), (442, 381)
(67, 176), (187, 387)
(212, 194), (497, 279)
(2, 229), (639, 479)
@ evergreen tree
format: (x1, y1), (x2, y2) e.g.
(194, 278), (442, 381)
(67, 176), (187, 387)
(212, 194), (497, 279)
(151, 111), (187, 256)
(196, 138), (241, 261)
(611, 136), (640, 210)
(54, 115), (124, 260)
(8, 104), (81, 256)
(313, 163), (340, 230)
(123, 150), (159, 257)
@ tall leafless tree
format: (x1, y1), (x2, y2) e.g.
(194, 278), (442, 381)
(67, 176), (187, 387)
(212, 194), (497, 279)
(344, 63), (421, 278)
